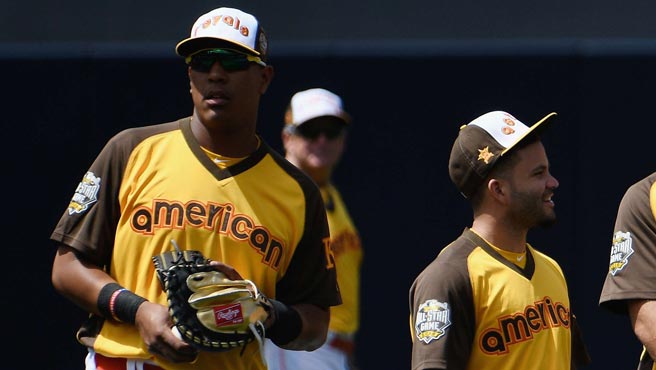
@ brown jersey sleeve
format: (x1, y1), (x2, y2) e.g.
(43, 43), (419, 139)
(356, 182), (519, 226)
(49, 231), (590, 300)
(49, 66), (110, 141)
(599, 172), (656, 314)
(409, 236), (476, 370)
(49, 120), (182, 267)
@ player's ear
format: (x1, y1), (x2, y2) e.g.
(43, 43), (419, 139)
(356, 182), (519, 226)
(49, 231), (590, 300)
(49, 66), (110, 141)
(281, 128), (294, 150)
(487, 179), (507, 202)
(188, 67), (194, 92)
(258, 65), (274, 94)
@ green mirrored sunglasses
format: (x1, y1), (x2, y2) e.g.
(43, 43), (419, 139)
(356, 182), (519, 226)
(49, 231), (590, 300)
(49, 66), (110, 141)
(186, 49), (266, 72)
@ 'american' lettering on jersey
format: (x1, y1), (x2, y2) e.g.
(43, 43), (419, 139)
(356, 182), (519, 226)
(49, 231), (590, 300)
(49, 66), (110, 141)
(480, 296), (570, 354)
(130, 199), (284, 269)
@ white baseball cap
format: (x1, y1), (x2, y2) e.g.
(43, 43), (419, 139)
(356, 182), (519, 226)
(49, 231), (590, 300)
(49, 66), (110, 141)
(285, 88), (351, 127)
(448, 110), (557, 198)
(176, 7), (268, 60)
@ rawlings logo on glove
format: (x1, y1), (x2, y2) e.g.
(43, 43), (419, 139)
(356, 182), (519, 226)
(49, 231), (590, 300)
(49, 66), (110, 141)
(152, 240), (271, 353)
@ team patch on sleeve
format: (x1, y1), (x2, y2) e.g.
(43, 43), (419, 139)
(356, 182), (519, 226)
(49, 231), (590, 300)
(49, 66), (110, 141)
(415, 299), (451, 344)
(609, 231), (634, 276)
(67, 171), (101, 215)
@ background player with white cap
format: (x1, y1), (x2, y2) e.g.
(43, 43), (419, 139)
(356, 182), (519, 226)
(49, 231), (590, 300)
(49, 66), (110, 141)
(409, 111), (591, 369)
(50, 7), (340, 370)
(264, 88), (363, 370)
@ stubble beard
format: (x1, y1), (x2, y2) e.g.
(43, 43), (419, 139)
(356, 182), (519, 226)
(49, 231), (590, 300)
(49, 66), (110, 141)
(510, 190), (558, 229)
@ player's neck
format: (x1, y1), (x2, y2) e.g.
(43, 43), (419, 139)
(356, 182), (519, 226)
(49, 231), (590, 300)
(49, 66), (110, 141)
(192, 119), (259, 157)
(285, 157), (332, 187)
(310, 171), (331, 187)
(471, 218), (528, 253)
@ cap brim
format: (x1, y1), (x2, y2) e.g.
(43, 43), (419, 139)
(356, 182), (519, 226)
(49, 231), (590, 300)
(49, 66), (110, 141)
(175, 37), (260, 58)
(501, 112), (557, 156)
(295, 113), (352, 127)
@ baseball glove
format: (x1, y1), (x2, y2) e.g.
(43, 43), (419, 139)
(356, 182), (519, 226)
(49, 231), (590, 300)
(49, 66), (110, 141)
(152, 240), (270, 352)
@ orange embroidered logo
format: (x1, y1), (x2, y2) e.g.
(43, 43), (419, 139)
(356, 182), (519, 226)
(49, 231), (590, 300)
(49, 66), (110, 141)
(199, 14), (250, 37)
(478, 146), (495, 164)
(502, 118), (517, 135)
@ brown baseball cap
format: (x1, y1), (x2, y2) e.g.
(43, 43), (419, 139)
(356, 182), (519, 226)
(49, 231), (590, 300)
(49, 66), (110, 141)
(448, 110), (557, 198)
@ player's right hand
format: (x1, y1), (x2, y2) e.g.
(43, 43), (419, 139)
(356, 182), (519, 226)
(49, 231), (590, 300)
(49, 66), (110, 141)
(134, 301), (199, 363)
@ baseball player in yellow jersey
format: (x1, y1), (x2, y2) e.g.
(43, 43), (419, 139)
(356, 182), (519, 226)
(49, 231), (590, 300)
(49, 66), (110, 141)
(599, 172), (656, 369)
(49, 7), (340, 370)
(409, 111), (591, 370)
(264, 88), (363, 370)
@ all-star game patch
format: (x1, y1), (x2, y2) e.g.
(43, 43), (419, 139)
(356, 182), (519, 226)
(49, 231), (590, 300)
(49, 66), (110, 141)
(68, 171), (101, 215)
(609, 230), (634, 276)
(415, 299), (451, 344)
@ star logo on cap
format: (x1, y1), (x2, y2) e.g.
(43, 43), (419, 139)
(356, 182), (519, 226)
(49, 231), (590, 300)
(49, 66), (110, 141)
(477, 146), (495, 164)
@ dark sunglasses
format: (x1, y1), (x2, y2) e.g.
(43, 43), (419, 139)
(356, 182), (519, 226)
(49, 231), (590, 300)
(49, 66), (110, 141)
(186, 49), (266, 72)
(290, 122), (346, 140)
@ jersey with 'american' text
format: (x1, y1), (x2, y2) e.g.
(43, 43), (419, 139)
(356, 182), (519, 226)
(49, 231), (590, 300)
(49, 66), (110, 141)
(50, 117), (341, 370)
(410, 228), (586, 370)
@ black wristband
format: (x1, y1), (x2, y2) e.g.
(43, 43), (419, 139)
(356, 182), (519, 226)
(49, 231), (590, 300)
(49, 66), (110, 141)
(266, 299), (303, 346)
(97, 283), (122, 319)
(97, 282), (147, 324)
(113, 289), (147, 324)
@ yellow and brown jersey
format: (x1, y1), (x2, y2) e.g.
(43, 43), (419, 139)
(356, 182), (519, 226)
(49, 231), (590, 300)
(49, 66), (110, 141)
(50, 117), (341, 370)
(599, 172), (656, 370)
(410, 228), (586, 370)
(321, 184), (362, 335)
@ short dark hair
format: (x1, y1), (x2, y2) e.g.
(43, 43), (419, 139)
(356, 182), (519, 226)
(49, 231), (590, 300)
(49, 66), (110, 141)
(468, 133), (542, 208)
